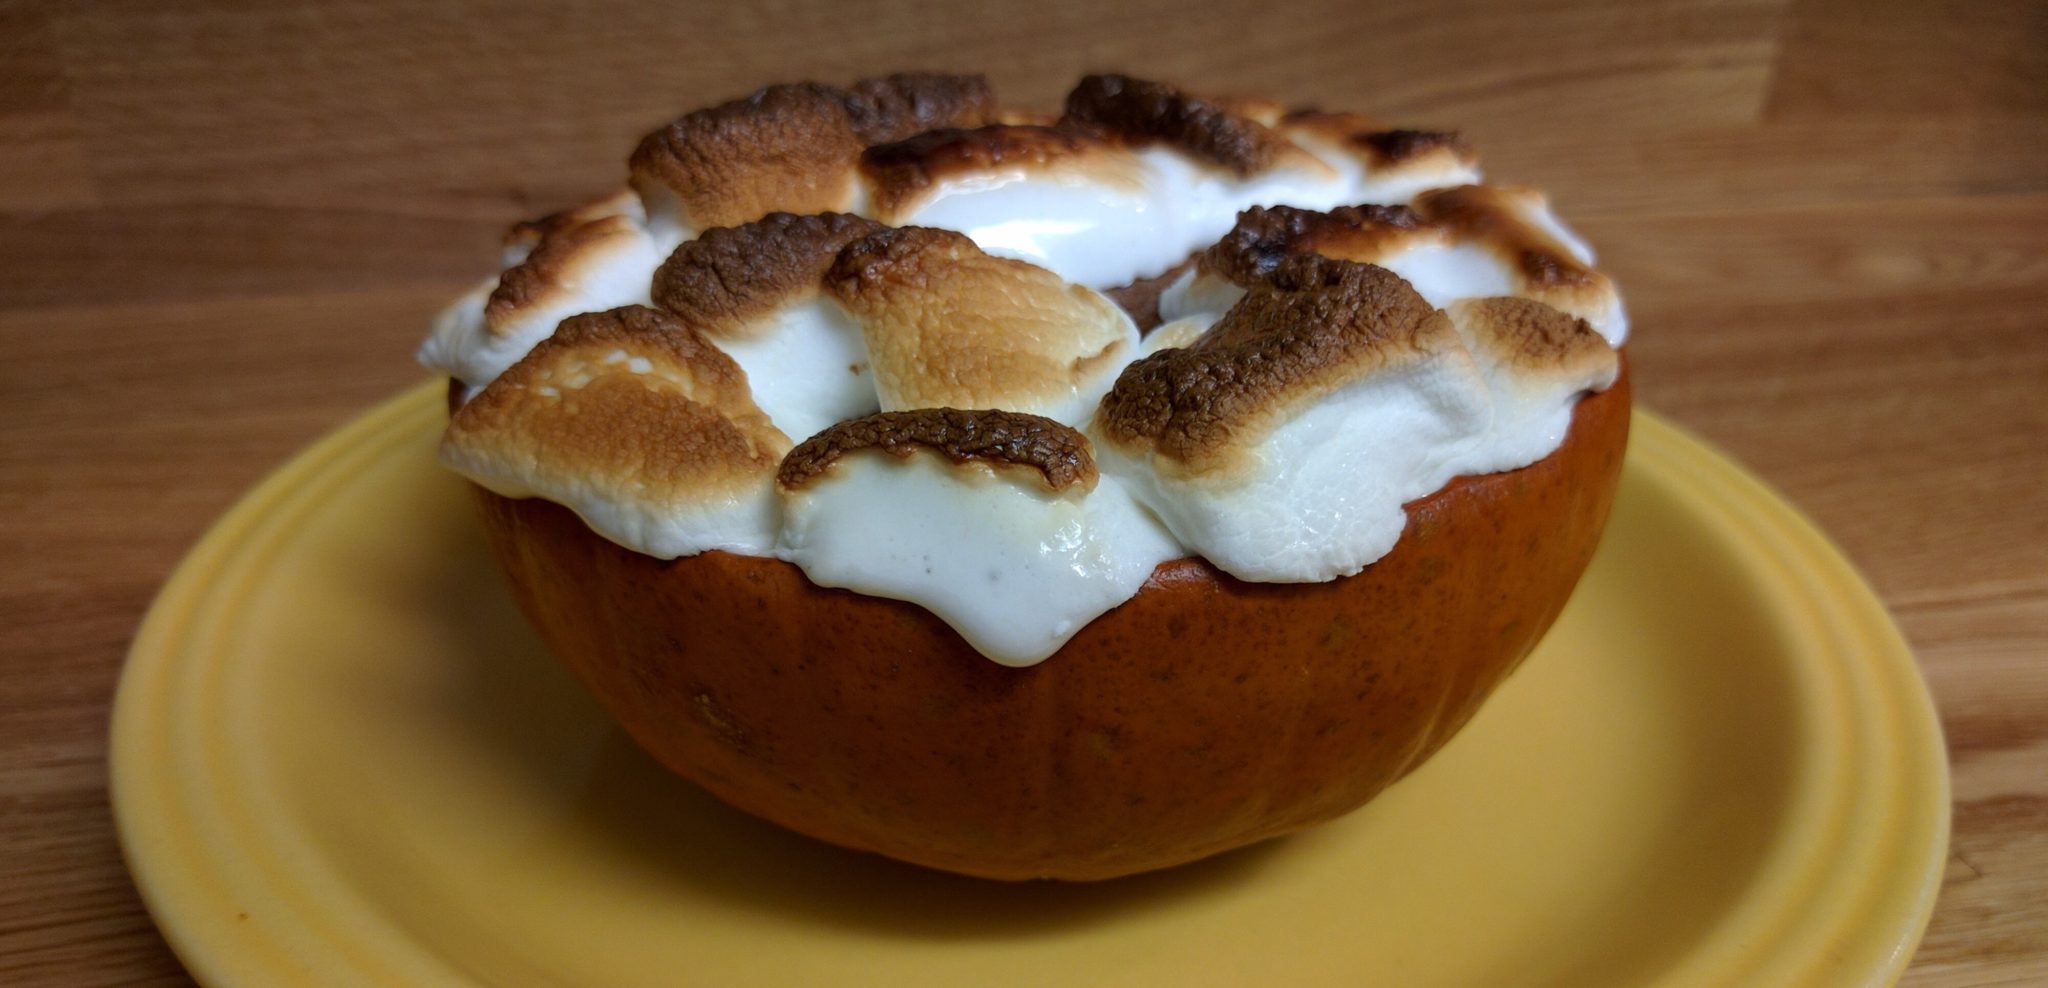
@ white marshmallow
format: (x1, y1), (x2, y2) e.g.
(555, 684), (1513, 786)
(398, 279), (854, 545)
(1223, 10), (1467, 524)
(778, 452), (1180, 665)
(1442, 299), (1621, 476)
(454, 452), (782, 561)
(1139, 313), (1219, 355)
(416, 220), (666, 389)
(708, 298), (879, 443)
(1097, 353), (1492, 583)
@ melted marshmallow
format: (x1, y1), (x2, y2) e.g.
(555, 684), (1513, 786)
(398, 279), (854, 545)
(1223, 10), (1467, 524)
(418, 223), (667, 389)
(1443, 299), (1621, 475)
(889, 144), (1470, 288)
(1161, 242), (1524, 326)
(1284, 129), (1484, 206)
(1157, 199), (1628, 348)
(465, 449), (782, 560)
(778, 451), (1179, 664)
(424, 77), (1629, 667)
(1096, 354), (1493, 583)
(711, 298), (879, 443)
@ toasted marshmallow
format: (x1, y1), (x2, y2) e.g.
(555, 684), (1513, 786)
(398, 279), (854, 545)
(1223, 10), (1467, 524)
(1062, 73), (1317, 180)
(1280, 112), (1483, 205)
(417, 190), (665, 389)
(629, 74), (996, 243)
(1443, 297), (1619, 474)
(1055, 75), (1372, 282)
(1096, 256), (1491, 582)
(1419, 186), (1627, 344)
(998, 74), (1347, 286)
(442, 306), (791, 558)
(837, 76), (1484, 289)
(421, 72), (1635, 666)
(826, 227), (1139, 426)
(861, 124), (1145, 219)
(1140, 314), (1218, 356)
(652, 212), (887, 441)
(1162, 194), (1628, 345)
(860, 124), (1169, 286)
(778, 410), (1179, 665)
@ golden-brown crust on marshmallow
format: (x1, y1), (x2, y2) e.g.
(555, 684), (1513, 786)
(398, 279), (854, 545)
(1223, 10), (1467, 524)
(1417, 185), (1599, 288)
(1281, 109), (1475, 167)
(446, 306), (789, 499)
(485, 212), (643, 334)
(1276, 108), (1383, 140)
(1214, 95), (1290, 128)
(826, 226), (1134, 413)
(651, 212), (885, 340)
(860, 124), (1138, 218)
(630, 83), (863, 230)
(1196, 203), (1427, 286)
(1447, 297), (1617, 384)
(1196, 191), (1620, 330)
(1353, 128), (1474, 168)
(630, 75), (996, 231)
(1097, 255), (1459, 473)
(1060, 74), (1304, 178)
(839, 73), (1000, 144)
(502, 188), (643, 254)
(778, 408), (1097, 493)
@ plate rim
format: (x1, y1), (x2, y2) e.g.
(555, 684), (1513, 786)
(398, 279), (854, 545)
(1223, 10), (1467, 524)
(110, 380), (1951, 987)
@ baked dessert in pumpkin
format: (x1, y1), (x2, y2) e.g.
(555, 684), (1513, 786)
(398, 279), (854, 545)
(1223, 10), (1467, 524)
(418, 73), (1630, 881)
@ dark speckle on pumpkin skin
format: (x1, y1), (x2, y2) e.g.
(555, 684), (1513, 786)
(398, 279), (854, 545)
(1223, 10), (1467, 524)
(1321, 615), (1356, 651)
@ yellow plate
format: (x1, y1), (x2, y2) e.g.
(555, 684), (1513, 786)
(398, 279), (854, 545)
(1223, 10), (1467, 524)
(113, 382), (1949, 987)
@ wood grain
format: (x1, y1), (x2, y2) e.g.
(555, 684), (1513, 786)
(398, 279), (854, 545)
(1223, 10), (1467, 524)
(1, 0), (2042, 983)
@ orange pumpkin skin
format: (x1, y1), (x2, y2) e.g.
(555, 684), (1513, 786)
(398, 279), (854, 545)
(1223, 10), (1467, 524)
(471, 366), (1631, 881)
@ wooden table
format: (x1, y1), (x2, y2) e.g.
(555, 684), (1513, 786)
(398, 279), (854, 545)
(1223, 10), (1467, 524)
(2, 1), (2041, 984)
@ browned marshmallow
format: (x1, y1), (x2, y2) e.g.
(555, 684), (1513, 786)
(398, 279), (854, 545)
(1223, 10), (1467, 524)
(1281, 110), (1478, 181)
(629, 74), (996, 233)
(1415, 185), (1614, 316)
(1445, 296), (1616, 387)
(1438, 295), (1618, 473)
(859, 124), (1142, 220)
(779, 408), (1097, 494)
(1195, 203), (1433, 286)
(442, 305), (791, 556)
(1060, 74), (1319, 179)
(1171, 190), (1628, 344)
(826, 227), (1138, 424)
(418, 190), (665, 388)
(648, 211), (892, 441)
(1098, 254), (1468, 478)
(652, 211), (886, 341)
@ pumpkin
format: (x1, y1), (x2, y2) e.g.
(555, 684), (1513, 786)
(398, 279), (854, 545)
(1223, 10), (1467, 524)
(465, 365), (1630, 881)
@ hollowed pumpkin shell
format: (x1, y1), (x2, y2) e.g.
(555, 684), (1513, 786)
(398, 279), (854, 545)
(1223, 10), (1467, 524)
(468, 366), (1631, 880)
